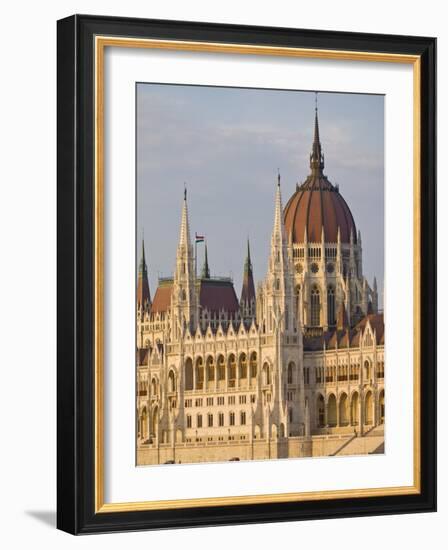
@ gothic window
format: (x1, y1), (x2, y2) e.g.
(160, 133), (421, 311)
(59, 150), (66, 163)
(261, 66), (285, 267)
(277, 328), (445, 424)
(311, 286), (321, 326)
(197, 414), (203, 428)
(208, 413), (213, 427)
(168, 370), (176, 393)
(181, 289), (186, 301)
(218, 355), (226, 381)
(327, 394), (337, 426)
(289, 408), (293, 423)
(184, 358), (193, 390)
(239, 353), (247, 379)
(186, 415), (192, 428)
(229, 412), (235, 426)
(240, 411), (246, 425)
(228, 354), (236, 388)
(262, 363), (271, 385)
(250, 352), (257, 378)
(287, 362), (294, 384)
(317, 394), (325, 427)
(206, 356), (215, 381)
(275, 278), (280, 291)
(327, 286), (336, 326)
(379, 390), (385, 424)
(365, 391), (373, 425)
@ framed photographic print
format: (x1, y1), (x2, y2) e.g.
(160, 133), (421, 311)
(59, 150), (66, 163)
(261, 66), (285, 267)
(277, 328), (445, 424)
(57, 15), (436, 534)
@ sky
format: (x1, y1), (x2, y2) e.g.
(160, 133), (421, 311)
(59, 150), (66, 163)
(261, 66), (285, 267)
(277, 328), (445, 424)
(137, 84), (384, 307)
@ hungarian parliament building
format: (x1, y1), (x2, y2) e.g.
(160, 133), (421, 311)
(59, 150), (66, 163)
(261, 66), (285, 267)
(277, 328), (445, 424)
(136, 109), (385, 465)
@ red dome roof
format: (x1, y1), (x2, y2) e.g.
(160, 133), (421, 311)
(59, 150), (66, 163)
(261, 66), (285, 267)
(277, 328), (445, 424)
(283, 175), (357, 244)
(283, 107), (357, 244)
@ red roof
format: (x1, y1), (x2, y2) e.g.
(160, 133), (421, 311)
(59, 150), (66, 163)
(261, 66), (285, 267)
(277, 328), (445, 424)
(199, 279), (239, 313)
(151, 284), (173, 313)
(283, 175), (357, 244)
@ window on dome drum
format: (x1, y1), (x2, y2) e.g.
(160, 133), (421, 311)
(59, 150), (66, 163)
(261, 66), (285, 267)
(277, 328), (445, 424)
(327, 286), (336, 326)
(311, 287), (321, 326)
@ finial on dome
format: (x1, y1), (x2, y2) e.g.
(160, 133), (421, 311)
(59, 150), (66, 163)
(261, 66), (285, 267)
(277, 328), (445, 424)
(277, 168), (281, 187)
(310, 92), (324, 175)
(183, 182), (187, 201)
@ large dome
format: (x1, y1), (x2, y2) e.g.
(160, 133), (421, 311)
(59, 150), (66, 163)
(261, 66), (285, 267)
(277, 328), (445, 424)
(283, 175), (357, 244)
(283, 108), (357, 244)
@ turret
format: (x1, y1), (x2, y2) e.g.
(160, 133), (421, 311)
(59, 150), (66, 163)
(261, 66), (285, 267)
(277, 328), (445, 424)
(137, 236), (151, 312)
(201, 243), (210, 279)
(172, 188), (198, 335)
(240, 239), (256, 320)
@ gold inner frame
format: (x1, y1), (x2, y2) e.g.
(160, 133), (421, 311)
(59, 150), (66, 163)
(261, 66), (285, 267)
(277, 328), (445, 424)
(94, 36), (421, 513)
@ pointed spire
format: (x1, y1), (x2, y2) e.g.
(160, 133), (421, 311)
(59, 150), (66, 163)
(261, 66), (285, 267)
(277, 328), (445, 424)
(137, 236), (151, 309)
(201, 242), (210, 279)
(240, 238), (256, 317)
(273, 172), (285, 239)
(139, 233), (147, 275)
(244, 238), (252, 273)
(373, 276), (378, 291)
(309, 92), (325, 175)
(178, 185), (191, 248)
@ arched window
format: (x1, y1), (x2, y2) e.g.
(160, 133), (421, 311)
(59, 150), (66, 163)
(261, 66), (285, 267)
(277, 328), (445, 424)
(295, 284), (301, 315)
(250, 352), (257, 379)
(317, 394), (325, 427)
(181, 289), (186, 301)
(239, 353), (247, 379)
(168, 370), (176, 393)
(184, 358), (193, 390)
(327, 394), (337, 426)
(311, 286), (320, 326)
(262, 363), (271, 385)
(206, 356), (215, 383)
(327, 286), (336, 326)
(365, 391), (373, 425)
(217, 355), (226, 381)
(228, 354), (236, 388)
(364, 360), (371, 382)
(339, 393), (349, 425)
(287, 362), (294, 384)
(379, 390), (385, 424)
(351, 392), (359, 425)
(195, 357), (204, 390)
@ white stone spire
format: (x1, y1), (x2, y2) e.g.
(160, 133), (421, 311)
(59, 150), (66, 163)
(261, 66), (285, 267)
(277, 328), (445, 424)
(272, 174), (285, 243)
(178, 186), (191, 251)
(172, 187), (198, 335)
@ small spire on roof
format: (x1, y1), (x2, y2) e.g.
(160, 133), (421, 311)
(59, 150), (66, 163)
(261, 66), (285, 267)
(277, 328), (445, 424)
(201, 242), (210, 279)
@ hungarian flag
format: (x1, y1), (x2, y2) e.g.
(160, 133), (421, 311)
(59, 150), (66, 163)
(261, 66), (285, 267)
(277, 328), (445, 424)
(195, 233), (205, 243)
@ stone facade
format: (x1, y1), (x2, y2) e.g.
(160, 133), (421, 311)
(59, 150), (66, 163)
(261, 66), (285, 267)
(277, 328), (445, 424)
(136, 110), (384, 465)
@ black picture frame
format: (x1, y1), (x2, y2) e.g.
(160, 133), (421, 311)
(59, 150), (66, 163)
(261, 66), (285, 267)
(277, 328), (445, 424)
(57, 14), (436, 535)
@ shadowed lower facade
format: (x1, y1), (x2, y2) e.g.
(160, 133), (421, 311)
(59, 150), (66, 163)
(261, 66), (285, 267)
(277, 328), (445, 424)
(136, 109), (385, 465)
